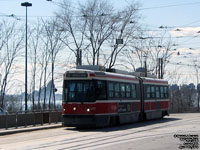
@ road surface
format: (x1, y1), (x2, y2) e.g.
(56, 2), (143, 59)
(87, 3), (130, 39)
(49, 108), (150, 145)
(0, 113), (199, 150)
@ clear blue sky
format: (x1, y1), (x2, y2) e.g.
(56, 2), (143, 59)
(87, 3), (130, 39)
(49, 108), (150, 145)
(0, 0), (58, 17)
(139, 0), (200, 27)
(0, 0), (200, 27)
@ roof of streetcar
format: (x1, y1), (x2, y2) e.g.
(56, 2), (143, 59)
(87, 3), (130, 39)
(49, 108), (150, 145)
(64, 69), (168, 85)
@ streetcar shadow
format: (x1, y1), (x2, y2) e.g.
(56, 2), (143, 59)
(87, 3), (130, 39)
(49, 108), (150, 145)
(65, 117), (181, 132)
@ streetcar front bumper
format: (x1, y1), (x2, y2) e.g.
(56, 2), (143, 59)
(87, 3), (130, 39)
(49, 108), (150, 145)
(62, 114), (110, 128)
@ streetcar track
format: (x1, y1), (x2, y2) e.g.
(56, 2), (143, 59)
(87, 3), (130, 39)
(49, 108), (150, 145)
(60, 132), (174, 150)
(58, 131), (200, 150)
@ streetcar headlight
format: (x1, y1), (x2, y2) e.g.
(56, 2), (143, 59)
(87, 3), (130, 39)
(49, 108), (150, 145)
(86, 108), (90, 112)
(63, 108), (66, 112)
(73, 107), (77, 111)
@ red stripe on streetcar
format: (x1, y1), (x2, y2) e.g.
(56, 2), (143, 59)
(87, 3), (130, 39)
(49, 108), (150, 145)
(151, 102), (156, 110)
(137, 103), (141, 111)
(144, 101), (169, 111)
(90, 73), (95, 77)
(144, 102), (151, 110)
(63, 103), (118, 114)
(160, 101), (169, 109)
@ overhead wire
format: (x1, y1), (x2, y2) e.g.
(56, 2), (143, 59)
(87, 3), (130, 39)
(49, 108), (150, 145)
(138, 1), (200, 10)
(0, 1), (200, 18)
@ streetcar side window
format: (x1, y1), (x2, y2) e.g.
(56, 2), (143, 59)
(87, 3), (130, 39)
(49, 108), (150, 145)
(145, 84), (169, 100)
(160, 87), (164, 98)
(120, 84), (126, 98)
(156, 86), (160, 98)
(151, 86), (155, 98)
(146, 86), (151, 98)
(131, 84), (137, 99)
(95, 80), (107, 100)
(108, 82), (114, 98)
(108, 82), (138, 100)
(126, 84), (131, 98)
(115, 83), (120, 98)
(164, 86), (169, 98)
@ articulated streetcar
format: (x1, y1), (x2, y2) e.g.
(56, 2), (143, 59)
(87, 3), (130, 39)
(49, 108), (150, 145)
(62, 66), (169, 127)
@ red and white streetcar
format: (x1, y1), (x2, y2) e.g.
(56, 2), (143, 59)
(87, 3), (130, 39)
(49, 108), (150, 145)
(62, 66), (169, 127)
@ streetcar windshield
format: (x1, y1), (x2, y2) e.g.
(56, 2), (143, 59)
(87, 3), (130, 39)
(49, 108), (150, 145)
(63, 80), (95, 102)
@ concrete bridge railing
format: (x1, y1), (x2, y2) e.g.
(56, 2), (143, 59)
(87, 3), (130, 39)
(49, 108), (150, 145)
(0, 110), (62, 129)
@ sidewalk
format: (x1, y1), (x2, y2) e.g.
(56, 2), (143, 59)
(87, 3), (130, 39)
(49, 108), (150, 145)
(0, 123), (62, 136)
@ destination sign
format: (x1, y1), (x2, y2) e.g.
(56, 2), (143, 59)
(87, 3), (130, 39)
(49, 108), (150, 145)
(66, 73), (88, 78)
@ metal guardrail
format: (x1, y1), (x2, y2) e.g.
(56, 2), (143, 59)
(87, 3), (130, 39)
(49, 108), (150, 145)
(0, 110), (62, 129)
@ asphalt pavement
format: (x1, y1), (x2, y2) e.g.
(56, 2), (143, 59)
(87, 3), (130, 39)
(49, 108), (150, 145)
(0, 113), (200, 150)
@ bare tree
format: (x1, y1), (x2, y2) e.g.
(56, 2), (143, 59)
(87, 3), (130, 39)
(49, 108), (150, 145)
(150, 34), (173, 78)
(104, 3), (141, 69)
(34, 21), (51, 110)
(0, 20), (24, 108)
(42, 18), (64, 110)
(29, 20), (43, 110)
(191, 58), (200, 86)
(55, 0), (141, 68)
(191, 57), (200, 112)
(80, 0), (120, 65)
(37, 56), (45, 110)
(0, 22), (5, 54)
(126, 31), (174, 77)
(166, 66), (182, 85)
(38, 43), (51, 110)
(56, 0), (88, 66)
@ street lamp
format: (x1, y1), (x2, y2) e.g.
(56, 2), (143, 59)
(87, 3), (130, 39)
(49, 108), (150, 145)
(21, 2), (32, 112)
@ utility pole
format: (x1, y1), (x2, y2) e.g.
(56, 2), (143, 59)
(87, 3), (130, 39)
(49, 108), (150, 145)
(158, 58), (161, 79)
(161, 58), (163, 79)
(143, 55), (147, 77)
(76, 49), (82, 66)
(21, 2), (32, 112)
(144, 60), (147, 77)
(157, 58), (164, 79)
